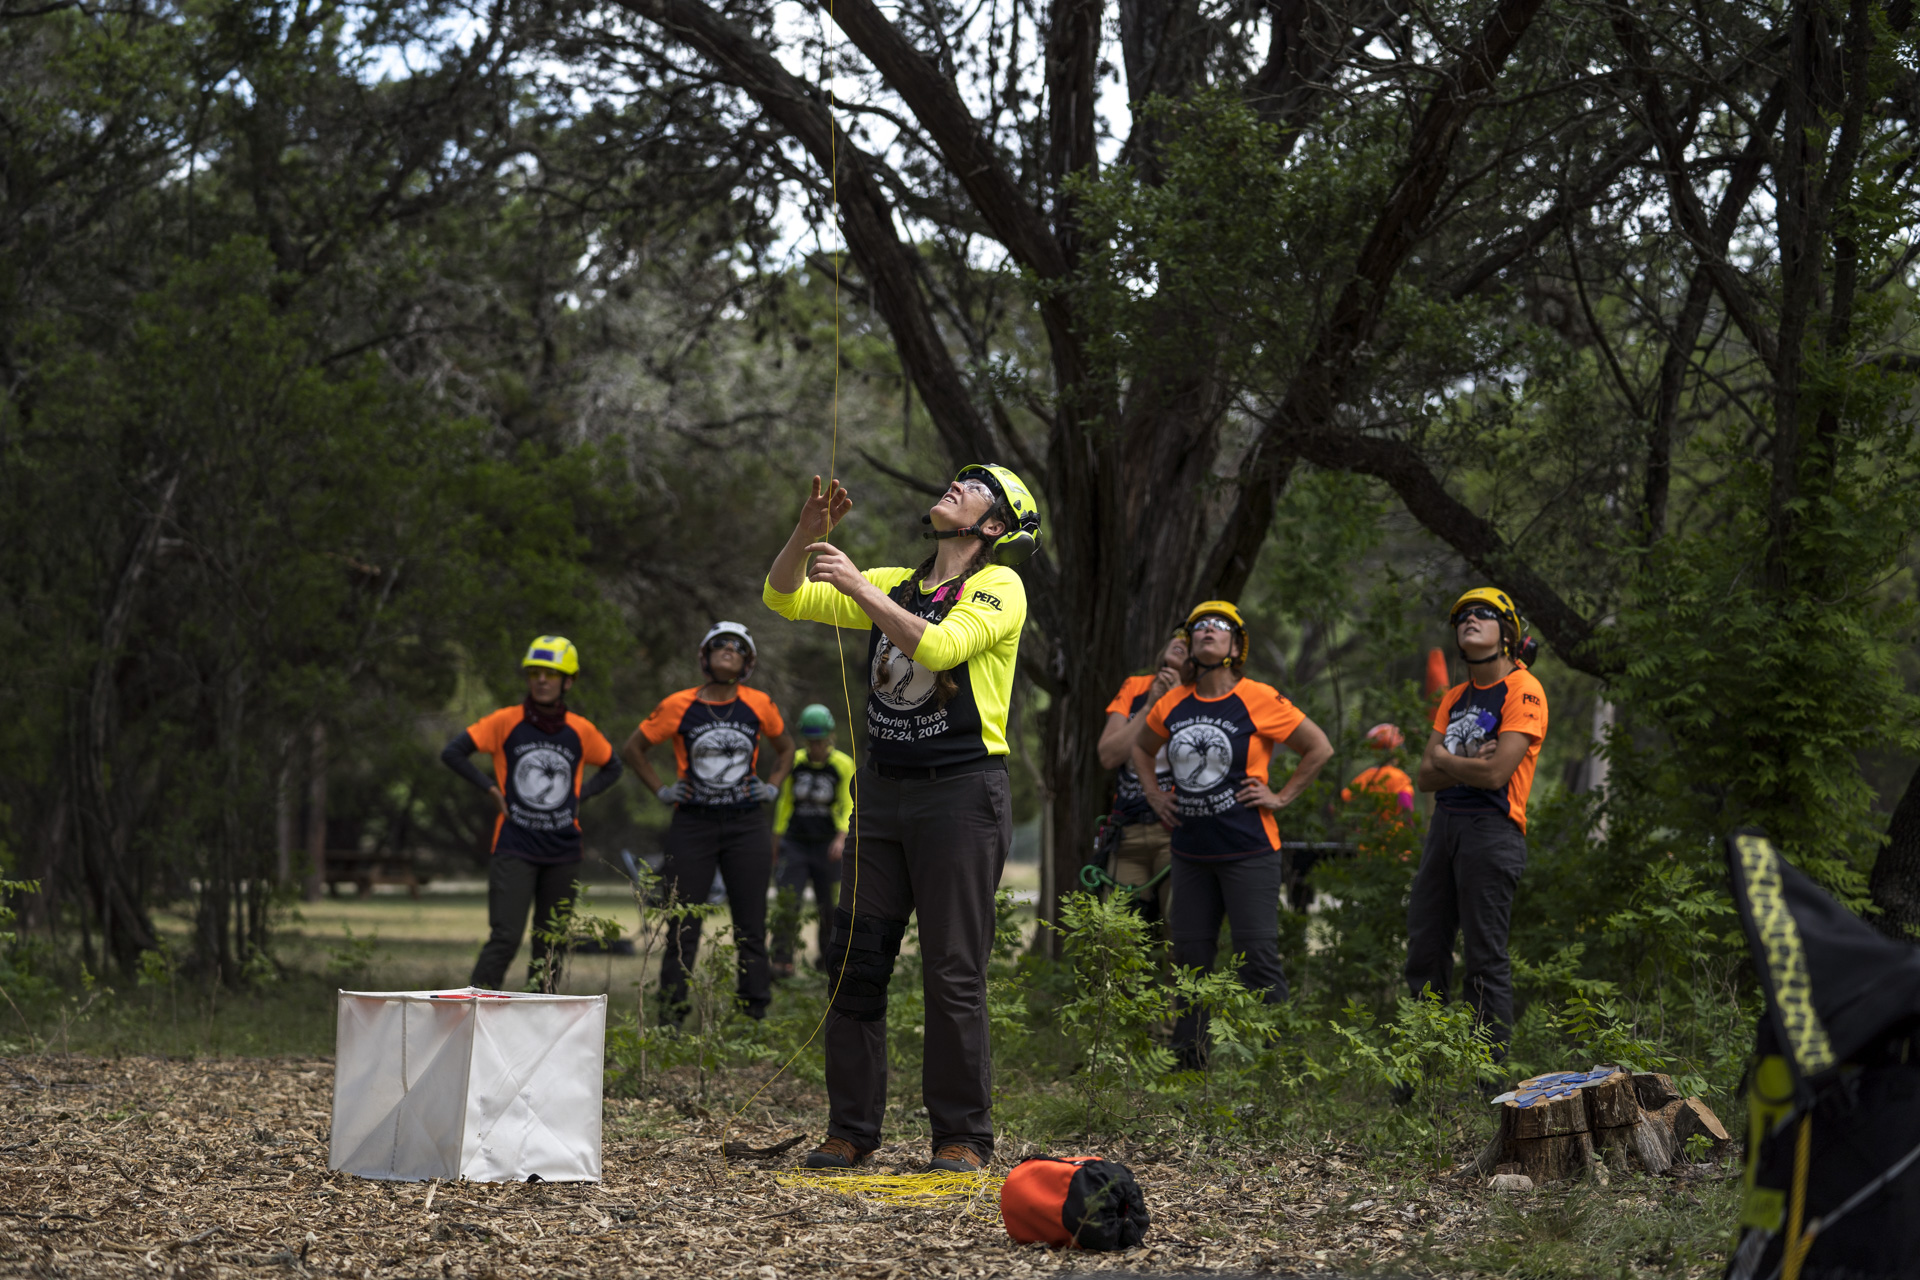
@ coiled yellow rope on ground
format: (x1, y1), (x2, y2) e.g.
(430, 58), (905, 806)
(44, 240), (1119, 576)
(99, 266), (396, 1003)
(773, 1169), (1003, 1210)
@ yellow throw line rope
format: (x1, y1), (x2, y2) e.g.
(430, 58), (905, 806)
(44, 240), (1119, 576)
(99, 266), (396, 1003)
(773, 1169), (1003, 1209)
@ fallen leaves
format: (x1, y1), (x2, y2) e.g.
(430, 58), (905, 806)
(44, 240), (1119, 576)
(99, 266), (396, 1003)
(0, 1054), (1674, 1277)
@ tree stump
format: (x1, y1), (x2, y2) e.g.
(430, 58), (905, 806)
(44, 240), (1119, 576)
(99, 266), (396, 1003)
(1482, 1070), (1708, 1183)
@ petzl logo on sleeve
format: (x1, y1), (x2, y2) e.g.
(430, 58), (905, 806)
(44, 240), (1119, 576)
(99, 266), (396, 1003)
(970, 591), (1003, 610)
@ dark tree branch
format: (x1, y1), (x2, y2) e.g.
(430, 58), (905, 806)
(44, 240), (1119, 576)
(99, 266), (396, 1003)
(1249, 0), (1404, 144)
(855, 448), (946, 495)
(1200, 0), (1549, 600)
(821, 0), (1067, 282)
(1444, 129), (1651, 298)
(612, 0), (996, 464)
(1611, 9), (1781, 374)
(1641, 77), (1785, 543)
(1292, 426), (1607, 674)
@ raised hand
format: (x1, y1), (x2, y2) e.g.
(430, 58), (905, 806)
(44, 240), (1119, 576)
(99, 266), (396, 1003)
(1148, 662), (1182, 702)
(797, 475), (853, 542)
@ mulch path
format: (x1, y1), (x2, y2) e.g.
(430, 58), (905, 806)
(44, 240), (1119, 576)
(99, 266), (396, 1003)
(0, 1056), (1504, 1277)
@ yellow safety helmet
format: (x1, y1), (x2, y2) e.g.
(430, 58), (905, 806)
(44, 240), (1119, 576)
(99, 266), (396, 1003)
(521, 635), (580, 676)
(952, 463), (1043, 566)
(1183, 600), (1249, 669)
(1448, 588), (1533, 662)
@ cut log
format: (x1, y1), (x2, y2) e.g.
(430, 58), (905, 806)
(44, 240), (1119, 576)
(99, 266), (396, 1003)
(1671, 1097), (1731, 1154)
(1582, 1071), (1640, 1129)
(1633, 1071), (1681, 1111)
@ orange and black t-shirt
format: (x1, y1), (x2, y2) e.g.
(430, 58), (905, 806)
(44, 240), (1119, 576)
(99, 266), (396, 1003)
(1107, 674), (1173, 826)
(464, 706), (614, 862)
(637, 687), (785, 810)
(1431, 664), (1548, 831)
(1146, 678), (1305, 861)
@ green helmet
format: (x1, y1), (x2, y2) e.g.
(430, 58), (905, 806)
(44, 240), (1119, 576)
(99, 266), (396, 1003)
(953, 463), (1042, 566)
(798, 704), (835, 737)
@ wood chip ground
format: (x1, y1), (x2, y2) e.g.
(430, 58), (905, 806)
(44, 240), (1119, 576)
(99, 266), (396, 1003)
(0, 1056), (1723, 1277)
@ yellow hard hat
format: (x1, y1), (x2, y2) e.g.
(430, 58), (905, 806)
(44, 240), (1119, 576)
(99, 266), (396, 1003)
(522, 635), (580, 676)
(1448, 588), (1525, 658)
(1184, 600), (1248, 668)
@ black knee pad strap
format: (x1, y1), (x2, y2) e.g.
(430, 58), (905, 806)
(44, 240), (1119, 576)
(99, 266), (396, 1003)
(821, 907), (906, 1022)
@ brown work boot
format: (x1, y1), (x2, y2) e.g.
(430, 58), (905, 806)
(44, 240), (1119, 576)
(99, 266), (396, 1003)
(926, 1143), (985, 1173)
(804, 1136), (873, 1170)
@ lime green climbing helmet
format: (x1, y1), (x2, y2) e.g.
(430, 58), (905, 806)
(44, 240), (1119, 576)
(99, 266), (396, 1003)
(522, 635), (580, 676)
(956, 463), (1042, 567)
(798, 704), (836, 737)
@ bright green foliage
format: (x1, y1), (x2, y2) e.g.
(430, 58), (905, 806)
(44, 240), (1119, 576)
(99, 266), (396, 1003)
(529, 885), (626, 995)
(1050, 891), (1175, 1128)
(1318, 992), (1499, 1168)
(1600, 419), (1920, 900)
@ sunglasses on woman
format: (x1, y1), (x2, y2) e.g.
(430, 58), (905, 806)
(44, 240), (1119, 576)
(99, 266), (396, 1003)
(1189, 617), (1236, 633)
(1453, 605), (1503, 624)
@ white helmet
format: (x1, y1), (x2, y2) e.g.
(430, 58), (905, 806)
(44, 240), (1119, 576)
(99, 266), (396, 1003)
(700, 621), (756, 681)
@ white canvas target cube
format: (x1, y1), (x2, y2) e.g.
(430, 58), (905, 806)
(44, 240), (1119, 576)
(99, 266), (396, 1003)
(329, 987), (606, 1182)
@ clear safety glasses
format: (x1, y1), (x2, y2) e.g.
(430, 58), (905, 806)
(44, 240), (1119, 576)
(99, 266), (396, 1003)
(955, 478), (995, 502)
(1189, 617), (1235, 633)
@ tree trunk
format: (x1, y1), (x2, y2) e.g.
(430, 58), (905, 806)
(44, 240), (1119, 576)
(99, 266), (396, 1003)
(276, 739), (297, 888)
(1870, 766), (1920, 940)
(304, 722), (328, 902)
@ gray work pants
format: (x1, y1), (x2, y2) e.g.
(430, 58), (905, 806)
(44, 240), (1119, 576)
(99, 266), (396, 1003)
(1404, 807), (1527, 1057)
(824, 765), (1011, 1157)
(1168, 851), (1288, 1062)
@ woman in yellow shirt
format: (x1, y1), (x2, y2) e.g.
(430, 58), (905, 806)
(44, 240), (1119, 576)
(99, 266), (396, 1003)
(763, 466), (1038, 1175)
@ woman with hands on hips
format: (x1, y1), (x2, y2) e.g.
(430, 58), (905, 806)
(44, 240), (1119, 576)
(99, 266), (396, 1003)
(623, 622), (793, 1025)
(1132, 601), (1333, 1068)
